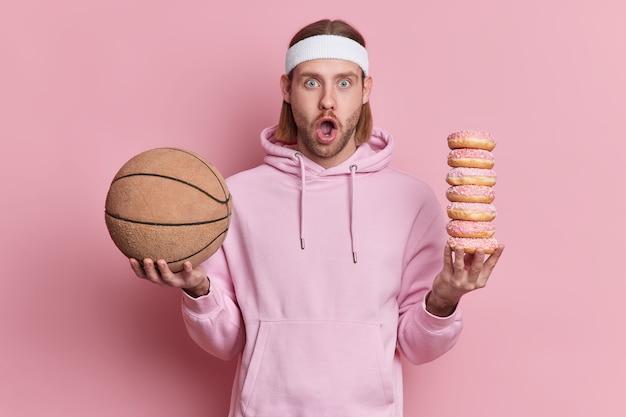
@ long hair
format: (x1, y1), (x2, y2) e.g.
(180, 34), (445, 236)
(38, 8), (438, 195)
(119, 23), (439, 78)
(275, 19), (373, 144)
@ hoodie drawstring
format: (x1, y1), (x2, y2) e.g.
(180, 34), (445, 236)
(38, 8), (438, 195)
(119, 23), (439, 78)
(349, 164), (358, 263)
(294, 153), (358, 263)
(295, 153), (306, 250)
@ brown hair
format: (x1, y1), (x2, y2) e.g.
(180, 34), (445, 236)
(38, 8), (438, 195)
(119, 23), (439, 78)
(275, 19), (373, 144)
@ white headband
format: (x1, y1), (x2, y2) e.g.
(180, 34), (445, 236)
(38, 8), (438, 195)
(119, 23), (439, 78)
(285, 34), (369, 76)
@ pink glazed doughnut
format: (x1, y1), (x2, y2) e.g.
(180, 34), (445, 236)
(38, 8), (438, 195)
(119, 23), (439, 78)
(447, 202), (497, 221)
(446, 185), (495, 203)
(448, 148), (495, 169)
(447, 130), (496, 151)
(446, 220), (496, 238)
(446, 167), (497, 186)
(447, 237), (499, 254)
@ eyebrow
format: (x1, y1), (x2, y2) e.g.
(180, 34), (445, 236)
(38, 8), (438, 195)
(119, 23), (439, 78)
(297, 71), (360, 80)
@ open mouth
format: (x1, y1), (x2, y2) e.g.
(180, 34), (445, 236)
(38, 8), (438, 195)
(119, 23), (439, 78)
(316, 118), (338, 143)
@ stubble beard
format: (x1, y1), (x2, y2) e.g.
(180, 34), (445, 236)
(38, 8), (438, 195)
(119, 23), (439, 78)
(293, 107), (361, 161)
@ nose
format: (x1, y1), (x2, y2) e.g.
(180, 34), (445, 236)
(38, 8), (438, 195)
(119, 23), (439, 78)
(319, 86), (336, 110)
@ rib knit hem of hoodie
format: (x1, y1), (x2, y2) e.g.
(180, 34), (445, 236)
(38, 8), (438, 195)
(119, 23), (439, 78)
(182, 125), (463, 417)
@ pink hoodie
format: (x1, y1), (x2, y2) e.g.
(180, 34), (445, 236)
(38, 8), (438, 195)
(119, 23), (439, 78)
(182, 126), (463, 417)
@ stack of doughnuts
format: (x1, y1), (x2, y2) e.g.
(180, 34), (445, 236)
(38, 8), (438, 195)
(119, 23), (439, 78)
(445, 130), (499, 254)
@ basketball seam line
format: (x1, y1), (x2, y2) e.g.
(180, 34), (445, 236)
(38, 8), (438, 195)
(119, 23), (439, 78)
(167, 228), (229, 264)
(170, 148), (231, 202)
(112, 173), (231, 204)
(105, 211), (230, 226)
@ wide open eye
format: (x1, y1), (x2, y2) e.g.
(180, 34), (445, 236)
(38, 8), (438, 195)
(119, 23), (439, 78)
(338, 79), (351, 88)
(305, 79), (320, 87)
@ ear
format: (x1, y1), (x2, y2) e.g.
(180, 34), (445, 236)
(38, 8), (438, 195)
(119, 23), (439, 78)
(362, 76), (373, 105)
(280, 74), (291, 103)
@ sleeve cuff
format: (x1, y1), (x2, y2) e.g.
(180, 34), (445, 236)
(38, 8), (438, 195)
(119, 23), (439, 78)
(416, 295), (462, 334)
(182, 289), (221, 318)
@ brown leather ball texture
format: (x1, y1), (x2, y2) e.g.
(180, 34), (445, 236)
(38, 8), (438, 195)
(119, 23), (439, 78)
(105, 148), (232, 272)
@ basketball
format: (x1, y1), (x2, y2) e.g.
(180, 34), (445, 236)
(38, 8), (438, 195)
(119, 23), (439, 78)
(105, 147), (232, 272)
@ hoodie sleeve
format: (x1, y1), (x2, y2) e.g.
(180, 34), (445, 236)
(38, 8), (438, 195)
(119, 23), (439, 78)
(396, 191), (463, 365)
(181, 247), (245, 361)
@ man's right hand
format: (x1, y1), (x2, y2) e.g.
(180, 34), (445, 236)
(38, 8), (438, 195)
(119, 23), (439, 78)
(129, 258), (211, 298)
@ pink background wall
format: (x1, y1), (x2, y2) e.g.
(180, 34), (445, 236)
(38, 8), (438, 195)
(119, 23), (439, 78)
(1, 0), (623, 416)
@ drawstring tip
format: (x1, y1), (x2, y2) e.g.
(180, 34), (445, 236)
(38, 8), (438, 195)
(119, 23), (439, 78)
(300, 238), (305, 250)
(352, 252), (358, 263)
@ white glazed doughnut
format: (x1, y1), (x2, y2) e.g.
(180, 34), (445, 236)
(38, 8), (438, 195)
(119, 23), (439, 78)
(446, 220), (496, 238)
(447, 130), (496, 151)
(446, 167), (497, 186)
(447, 202), (497, 222)
(448, 148), (495, 169)
(446, 185), (495, 203)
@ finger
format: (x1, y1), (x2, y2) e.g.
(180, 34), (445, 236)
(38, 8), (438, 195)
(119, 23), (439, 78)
(453, 246), (466, 271)
(474, 245), (504, 277)
(479, 244), (507, 283)
(463, 251), (476, 269)
(181, 261), (194, 276)
(155, 259), (177, 285)
(180, 261), (204, 289)
(141, 258), (164, 284)
(468, 249), (487, 285)
(475, 245), (505, 284)
(442, 244), (454, 272)
(484, 244), (505, 268)
(129, 258), (146, 278)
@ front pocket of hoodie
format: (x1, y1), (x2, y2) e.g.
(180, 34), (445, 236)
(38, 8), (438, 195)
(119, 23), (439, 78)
(240, 320), (394, 417)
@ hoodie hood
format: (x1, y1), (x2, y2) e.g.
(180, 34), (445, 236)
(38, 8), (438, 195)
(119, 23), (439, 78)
(261, 125), (394, 176)
(260, 125), (395, 262)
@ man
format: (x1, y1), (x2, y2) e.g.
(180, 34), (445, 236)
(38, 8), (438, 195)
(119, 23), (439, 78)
(131, 18), (504, 417)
